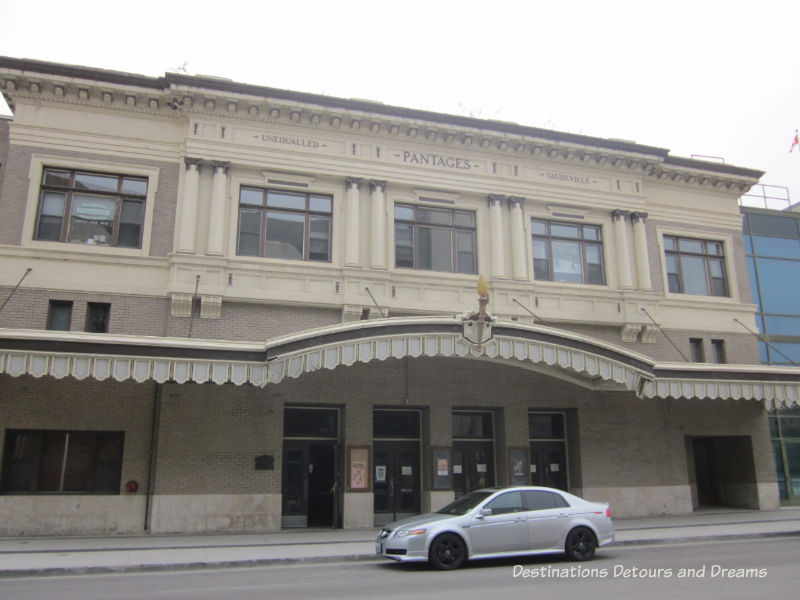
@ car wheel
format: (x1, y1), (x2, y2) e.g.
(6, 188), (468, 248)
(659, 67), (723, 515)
(428, 533), (467, 570)
(565, 527), (597, 561)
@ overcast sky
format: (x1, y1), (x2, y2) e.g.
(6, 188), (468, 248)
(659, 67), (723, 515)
(2, 0), (799, 207)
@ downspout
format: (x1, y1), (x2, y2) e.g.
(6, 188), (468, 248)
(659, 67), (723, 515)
(144, 382), (162, 531)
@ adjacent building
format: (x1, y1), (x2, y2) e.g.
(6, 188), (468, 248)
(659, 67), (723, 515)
(1, 57), (799, 536)
(741, 194), (800, 504)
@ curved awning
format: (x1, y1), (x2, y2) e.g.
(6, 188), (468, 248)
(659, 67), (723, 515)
(1, 316), (799, 409)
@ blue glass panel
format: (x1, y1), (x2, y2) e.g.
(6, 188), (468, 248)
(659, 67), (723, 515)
(764, 316), (800, 336)
(752, 236), (800, 259)
(747, 258), (761, 306)
(767, 343), (800, 365)
(680, 256), (709, 295)
(756, 258), (800, 314)
(760, 341), (769, 363)
(755, 314), (765, 334)
(744, 235), (753, 255)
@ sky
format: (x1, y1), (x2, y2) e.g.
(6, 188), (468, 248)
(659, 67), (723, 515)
(2, 0), (799, 207)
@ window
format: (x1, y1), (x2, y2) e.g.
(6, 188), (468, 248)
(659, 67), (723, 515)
(523, 490), (569, 510)
(47, 300), (72, 331)
(85, 302), (110, 333)
(485, 490), (524, 515)
(690, 338), (705, 362)
(453, 411), (493, 439)
(711, 340), (727, 364)
(664, 236), (728, 296)
(237, 188), (331, 261)
(1, 430), (124, 494)
(394, 204), (476, 273)
(531, 219), (605, 285)
(283, 408), (338, 438)
(35, 168), (147, 248)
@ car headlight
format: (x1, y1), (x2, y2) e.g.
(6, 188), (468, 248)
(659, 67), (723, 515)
(395, 528), (427, 537)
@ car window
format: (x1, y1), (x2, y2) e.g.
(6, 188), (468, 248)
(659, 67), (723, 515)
(523, 490), (569, 510)
(485, 491), (524, 515)
(438, 491), (493, 515)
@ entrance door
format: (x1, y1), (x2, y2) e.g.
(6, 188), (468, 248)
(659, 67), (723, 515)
(282, 440), (337, 527)
(453, 441), (494, 497)
(373, 441), (420, 525)
(530, 442), (567, 490)
(693, 438), (719, 506)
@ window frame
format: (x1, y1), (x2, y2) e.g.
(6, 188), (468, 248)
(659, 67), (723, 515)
(663, 235), (729, 297)
(1, 429), (124, 495)
(34, 168), (148, 248)
(47, 300), (73, 331)
(236, 187), (333, 262)
(85, 302), (111, 333)
(530, 218), (606, 285)
(393, 203), (477, 274)
(23, 156), (159, 255)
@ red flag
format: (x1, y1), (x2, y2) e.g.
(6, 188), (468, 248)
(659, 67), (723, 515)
(791, 130), (799, 153)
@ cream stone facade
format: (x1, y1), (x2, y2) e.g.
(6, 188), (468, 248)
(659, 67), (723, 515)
(1, 57), (799, 536)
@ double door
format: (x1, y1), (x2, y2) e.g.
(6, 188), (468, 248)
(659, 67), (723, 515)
(282, 441), (339, 528)
(453, 441), (494, 497)
(373, 441), (420, 525)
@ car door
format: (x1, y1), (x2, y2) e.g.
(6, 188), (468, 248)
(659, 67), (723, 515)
(469, 490), (529, 555)
(523, 490), (571, 550)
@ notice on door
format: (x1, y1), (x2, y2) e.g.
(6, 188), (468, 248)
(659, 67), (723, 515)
(401, 466), (413, 476)
(375, 465), (387, 483)
(477, 464), (487, 473)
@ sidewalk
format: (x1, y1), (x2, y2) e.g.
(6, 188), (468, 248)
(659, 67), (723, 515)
(1, 507), (799, 577)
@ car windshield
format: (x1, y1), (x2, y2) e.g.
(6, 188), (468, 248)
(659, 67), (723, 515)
(437, 491), (493, 515)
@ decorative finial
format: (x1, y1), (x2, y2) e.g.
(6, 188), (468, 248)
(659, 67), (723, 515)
(477, 274), (488, 298)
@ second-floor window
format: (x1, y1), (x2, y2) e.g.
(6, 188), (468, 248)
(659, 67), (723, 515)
(531, 219), (605, 285)
(664, 236), (728, 296)
(394, 204), (476, 274)
(237, 188), (332, 261)
(34, 168), (147, 248)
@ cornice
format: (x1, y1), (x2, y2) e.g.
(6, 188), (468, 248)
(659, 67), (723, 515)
(0, 56), (763, 192)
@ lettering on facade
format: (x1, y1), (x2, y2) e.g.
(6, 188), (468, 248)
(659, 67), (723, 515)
(540, 171), (598, 185)
(395, 151), (477, 170)
(255, 134), (326, 149)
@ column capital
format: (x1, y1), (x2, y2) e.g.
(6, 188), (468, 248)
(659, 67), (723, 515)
(184, 157), (204, 169)
(630, 211), (649, 223)
(611, 209), (630, 221)
(487, 194), (506, 207)
(369, 180), (387, 193)
(345, 177), (363, 189)
(211, 160), (231, 173)
(507, 196), (526, 208)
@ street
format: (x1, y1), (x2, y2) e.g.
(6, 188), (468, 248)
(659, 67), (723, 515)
(1, 536), (797, 600)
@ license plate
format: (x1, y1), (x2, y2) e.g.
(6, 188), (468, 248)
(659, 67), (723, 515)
(376, 542), (382, 554)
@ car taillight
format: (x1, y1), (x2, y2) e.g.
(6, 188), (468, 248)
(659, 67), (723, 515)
(606, 506), (611, 518)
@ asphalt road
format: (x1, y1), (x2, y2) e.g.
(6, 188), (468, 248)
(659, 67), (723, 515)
(1, 536), (797, 600)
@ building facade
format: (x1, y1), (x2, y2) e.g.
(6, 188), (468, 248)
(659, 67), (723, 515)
(742, 204), (800, 504)
(1, 57), (799, 536)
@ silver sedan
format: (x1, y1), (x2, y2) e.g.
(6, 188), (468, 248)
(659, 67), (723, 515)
(376, 486), (614, 570)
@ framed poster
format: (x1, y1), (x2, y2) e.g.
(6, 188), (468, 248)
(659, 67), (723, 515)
(432, 447), (452, 490)
(508, 447), (530, 486)
(347, 446), (371, 492)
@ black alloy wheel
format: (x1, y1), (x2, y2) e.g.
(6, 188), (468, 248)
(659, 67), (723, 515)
(429, 533), (467, 570)
(565, 527), (597, 561)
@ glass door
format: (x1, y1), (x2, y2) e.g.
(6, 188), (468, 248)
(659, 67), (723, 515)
(453, 441), (494, 497)
(373, 441), (420, 525)
(529, 442), (567, 490)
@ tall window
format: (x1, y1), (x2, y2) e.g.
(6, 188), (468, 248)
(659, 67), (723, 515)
(35, 168), (147, 248)
(1, 430), (124, 494)
(664, 236), (728, 296)
(394, 204), (476, 273)
(531, 219), (605, 284)
(85, 302), (110, 333)
(47, 300), (72, 331)
(237, 188), (331, 261)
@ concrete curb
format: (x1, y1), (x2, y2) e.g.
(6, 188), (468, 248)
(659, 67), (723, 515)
(1, 530), (798, 578)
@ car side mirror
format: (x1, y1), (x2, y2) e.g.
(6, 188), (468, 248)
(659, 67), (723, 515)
(479, 508), (492, 517)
